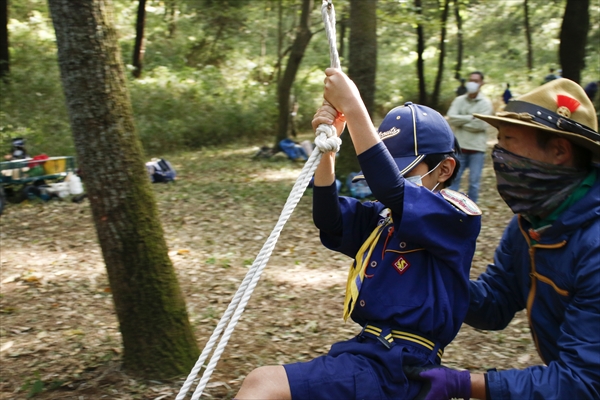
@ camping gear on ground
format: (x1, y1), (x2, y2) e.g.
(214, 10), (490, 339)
(145, 158), (176, 183)
(0, 156), (76, 214)
(346, 172), (372, 199)
(279, 138), (308, 161)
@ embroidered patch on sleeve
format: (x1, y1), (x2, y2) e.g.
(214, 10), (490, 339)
(393, 256), (410, 275)
(440, 188), (482, 216)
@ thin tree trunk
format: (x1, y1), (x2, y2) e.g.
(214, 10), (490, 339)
(166, 0), (176, 38)
(275, 0), (313, 146)
(132, 0), (147, 78)
(523, 0), (533, 72)
(47, 0), (199, 379)
(415, 0), (426, 104)
(339, 14), (346, 61)
(277, 0), (283, 84)
(452, 0), (462, 80)
(0, 0), (8, 81)
(559, 0), (589, 83)
(431, 0), (450, 109)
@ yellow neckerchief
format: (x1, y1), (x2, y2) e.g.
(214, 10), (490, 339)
(343, 210), (393, 321)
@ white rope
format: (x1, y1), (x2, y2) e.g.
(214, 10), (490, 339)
(176, 1), (340, 398)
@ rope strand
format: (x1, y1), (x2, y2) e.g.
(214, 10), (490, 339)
(176, 1), (340, 398)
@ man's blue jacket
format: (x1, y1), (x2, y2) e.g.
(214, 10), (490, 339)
(466, 168), (600, 399)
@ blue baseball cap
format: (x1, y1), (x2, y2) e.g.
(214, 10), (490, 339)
(352, 102), (457, 182)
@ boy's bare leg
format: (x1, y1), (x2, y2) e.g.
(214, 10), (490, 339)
(235, 365), (292, 400)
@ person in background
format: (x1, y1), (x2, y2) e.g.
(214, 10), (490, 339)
(4, 138), (28, 160)
(584, 80), (599, 101)
(544, 67), (560, 83)
(446, 71), (494, 203)
(455, 78), (467, 96)
(502, 83), (512, 105)
(404, 78), (600, 400)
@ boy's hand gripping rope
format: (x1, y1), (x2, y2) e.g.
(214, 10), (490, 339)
(176, 2), (340, 398)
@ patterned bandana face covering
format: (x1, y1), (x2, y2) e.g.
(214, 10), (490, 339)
(491, 145), (588, 221)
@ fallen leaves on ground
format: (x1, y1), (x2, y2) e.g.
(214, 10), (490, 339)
(0, 136), (541, 399)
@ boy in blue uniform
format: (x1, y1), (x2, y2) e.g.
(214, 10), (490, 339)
(235, 69), (481, 400)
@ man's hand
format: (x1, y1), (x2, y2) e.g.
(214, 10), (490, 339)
(404, 365), (471, 400)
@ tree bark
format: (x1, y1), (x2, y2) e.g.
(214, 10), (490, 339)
(165, 0), (176, 38)
(559, 0), (589, 83)
(47, 0), (199, 379)
(0, 0), (8, 81)
(415, 0), (426, 104)
(431, 0), (450, 109)
(132, 0), (147, 78)
(523, 0), (533, 72)
(334, 0), (377, 177)
(452, 0), (462, 80)
(274, 0), (313, 146)
(348, 0), (377, 117)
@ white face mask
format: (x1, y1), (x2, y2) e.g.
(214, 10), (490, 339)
(404, 161), (443, 191)
(465, 81), (480, 94)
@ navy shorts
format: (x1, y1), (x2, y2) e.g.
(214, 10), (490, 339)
(284, 336), (433, 400)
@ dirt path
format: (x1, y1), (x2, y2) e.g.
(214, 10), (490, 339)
(0, 140), (542, 399)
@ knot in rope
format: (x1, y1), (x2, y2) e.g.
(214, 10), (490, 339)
(315, 124), (341, 153)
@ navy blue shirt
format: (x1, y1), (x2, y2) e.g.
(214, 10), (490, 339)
(313, 143), (481, 347)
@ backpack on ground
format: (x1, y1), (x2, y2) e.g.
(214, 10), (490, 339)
(145, 158), (176, 183)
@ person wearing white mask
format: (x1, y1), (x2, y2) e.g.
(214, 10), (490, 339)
(445, 71), (494, 203)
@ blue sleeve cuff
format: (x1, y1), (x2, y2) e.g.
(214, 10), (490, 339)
(312, 181), (342, 236)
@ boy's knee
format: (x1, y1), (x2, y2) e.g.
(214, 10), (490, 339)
(243, 366), (267, 387)
(237, 365), (290, 399)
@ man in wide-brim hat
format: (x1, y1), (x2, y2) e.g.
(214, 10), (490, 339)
(404, 78), (600, 399)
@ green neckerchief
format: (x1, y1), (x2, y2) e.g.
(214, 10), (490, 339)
(529, 169), (597, 230)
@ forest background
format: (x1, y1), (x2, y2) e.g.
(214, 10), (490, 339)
(1, 0), (599, 159)
(0, 0), (599, 399)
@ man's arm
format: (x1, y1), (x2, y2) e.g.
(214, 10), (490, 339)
(445, 97), (472, 127)
(457, 98), (494, 133)
(465, 218), (525, 330)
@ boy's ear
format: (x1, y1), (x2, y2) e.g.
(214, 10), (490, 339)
(437, 157), (456, 183)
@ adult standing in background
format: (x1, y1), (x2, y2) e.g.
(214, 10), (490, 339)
(446, 71), (494, 203)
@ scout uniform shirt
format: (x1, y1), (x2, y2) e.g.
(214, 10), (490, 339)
(320, 182), (481, 349)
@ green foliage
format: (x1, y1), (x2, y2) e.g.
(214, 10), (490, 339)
(1, 0), (598, 158)
(130, 64), (278, 154)
(0, 4), (71, 156)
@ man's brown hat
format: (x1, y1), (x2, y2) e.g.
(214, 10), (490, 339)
(474, 78), (600, 155)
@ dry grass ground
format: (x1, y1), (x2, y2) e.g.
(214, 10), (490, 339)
(0, 137), (542, 399)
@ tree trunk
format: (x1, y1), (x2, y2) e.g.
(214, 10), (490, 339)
(274, 0), (313, 147)
(166, 0), (176, 38)
(559, 0), (589, 83)
(523, 0), (533, 72)
(336, 0), (378, 178)
(339, 13), (347, 62)
(277, 0), (283, 85)
(431, 0), (450, 109)
(452, 0), (462, 80)
(132, 0), (147, 78)
(47, 0), (199, 379)
(415, 0), (426, 104)
(0, 0), (8, 81)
